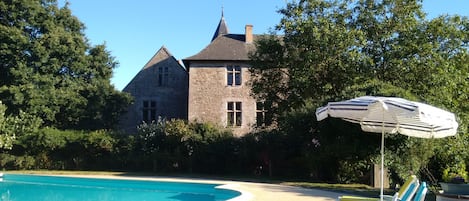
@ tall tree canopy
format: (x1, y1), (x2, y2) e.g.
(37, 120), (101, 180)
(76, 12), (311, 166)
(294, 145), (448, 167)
(249, 0), (469, 180)
(250, 0), (468, 132)
(0, 0), (132, 130)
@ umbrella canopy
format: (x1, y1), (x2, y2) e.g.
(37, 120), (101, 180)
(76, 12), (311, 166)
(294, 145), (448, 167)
(315, 96), (458, 200)
(316, 96), (458, 138)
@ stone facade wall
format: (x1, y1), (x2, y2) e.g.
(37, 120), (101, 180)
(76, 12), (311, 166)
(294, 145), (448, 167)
(188, 61), (256, 137)
(120, 56), (188, 133)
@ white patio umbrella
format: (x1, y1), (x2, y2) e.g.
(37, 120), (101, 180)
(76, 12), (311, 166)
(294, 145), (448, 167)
(315, 96), (458, 201)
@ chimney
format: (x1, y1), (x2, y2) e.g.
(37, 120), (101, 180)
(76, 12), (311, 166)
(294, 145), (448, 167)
(245, 24), (253, 43)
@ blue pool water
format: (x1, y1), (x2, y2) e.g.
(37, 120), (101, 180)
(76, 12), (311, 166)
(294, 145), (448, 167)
(0, 174), (241, 201)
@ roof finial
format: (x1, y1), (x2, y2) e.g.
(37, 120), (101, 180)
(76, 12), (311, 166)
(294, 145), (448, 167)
(211, 5), (229, 41)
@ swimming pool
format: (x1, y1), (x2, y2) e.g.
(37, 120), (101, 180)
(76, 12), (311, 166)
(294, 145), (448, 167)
(0, 174), (242, 201)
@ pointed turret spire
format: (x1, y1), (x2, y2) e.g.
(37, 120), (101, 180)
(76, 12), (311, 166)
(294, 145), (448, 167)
(211, 8), (229, 42)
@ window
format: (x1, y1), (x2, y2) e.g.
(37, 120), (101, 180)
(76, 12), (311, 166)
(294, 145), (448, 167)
(158, 66), (169, 86)
(142, 100), (157, 123)
(227, 102), (242, 127)
(227, 65), (241, 86)
(256, 101), (272, 127)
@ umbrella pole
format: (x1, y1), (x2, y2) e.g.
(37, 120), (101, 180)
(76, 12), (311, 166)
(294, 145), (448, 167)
(380, 130), (384, 201)
(380, 105), (385, 201)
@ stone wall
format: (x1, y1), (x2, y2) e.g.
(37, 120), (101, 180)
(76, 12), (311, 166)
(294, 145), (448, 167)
(120, 54), (188, 133)
(188, 61), (256, 137)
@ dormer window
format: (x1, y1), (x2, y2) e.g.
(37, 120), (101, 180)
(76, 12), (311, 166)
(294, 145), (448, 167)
(227, 65), (241, 86)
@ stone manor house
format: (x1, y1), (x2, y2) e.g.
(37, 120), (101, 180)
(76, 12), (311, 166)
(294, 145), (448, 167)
(120, 14), (269, 136)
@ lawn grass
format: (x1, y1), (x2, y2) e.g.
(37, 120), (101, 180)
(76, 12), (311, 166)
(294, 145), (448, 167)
(281, 182), (394, 197)
(282, 181), (437, 201)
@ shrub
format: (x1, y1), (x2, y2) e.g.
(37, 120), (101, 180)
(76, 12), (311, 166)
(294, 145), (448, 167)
(0, 127), (124, 170)
(134, 119), (238, 173)
(0, 102), (42, 150)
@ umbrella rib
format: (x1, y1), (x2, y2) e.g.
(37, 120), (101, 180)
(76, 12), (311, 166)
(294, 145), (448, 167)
(383, 100), (417, 111)
(360, 121), (454, 132)
(330, 108), (368, 111)
(362, 120), (451, 130)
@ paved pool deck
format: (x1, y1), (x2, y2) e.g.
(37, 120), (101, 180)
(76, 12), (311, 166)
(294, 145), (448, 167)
(57, 174), (347, 201)
(225, 180), (346, 201)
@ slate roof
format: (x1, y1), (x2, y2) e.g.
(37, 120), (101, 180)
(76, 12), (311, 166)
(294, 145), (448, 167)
(142, 46), (180, 69)
(211, 14), (229, 42)
(182, 12), (259, 68)
(183, 34), (256, 64)
(122, 46), (186, 91)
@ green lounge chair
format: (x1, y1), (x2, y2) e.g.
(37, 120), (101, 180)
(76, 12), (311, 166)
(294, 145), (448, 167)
(339, 175), (419, 201)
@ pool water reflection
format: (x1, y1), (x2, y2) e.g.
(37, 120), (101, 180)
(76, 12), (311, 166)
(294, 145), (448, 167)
(0, 174), (241, 201)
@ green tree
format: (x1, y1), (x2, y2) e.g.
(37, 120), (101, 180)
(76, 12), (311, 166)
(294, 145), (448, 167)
(250, 0), (364, 117)
(250, 0), (468, 115)
(250, 0), (469, 182)
(0, 102), (42, 150)
(0, 0), (132, 130)
(0, 102), (16, 149)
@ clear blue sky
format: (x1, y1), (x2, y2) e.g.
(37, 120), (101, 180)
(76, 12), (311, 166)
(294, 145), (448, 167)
(60, 0), (468, 91)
